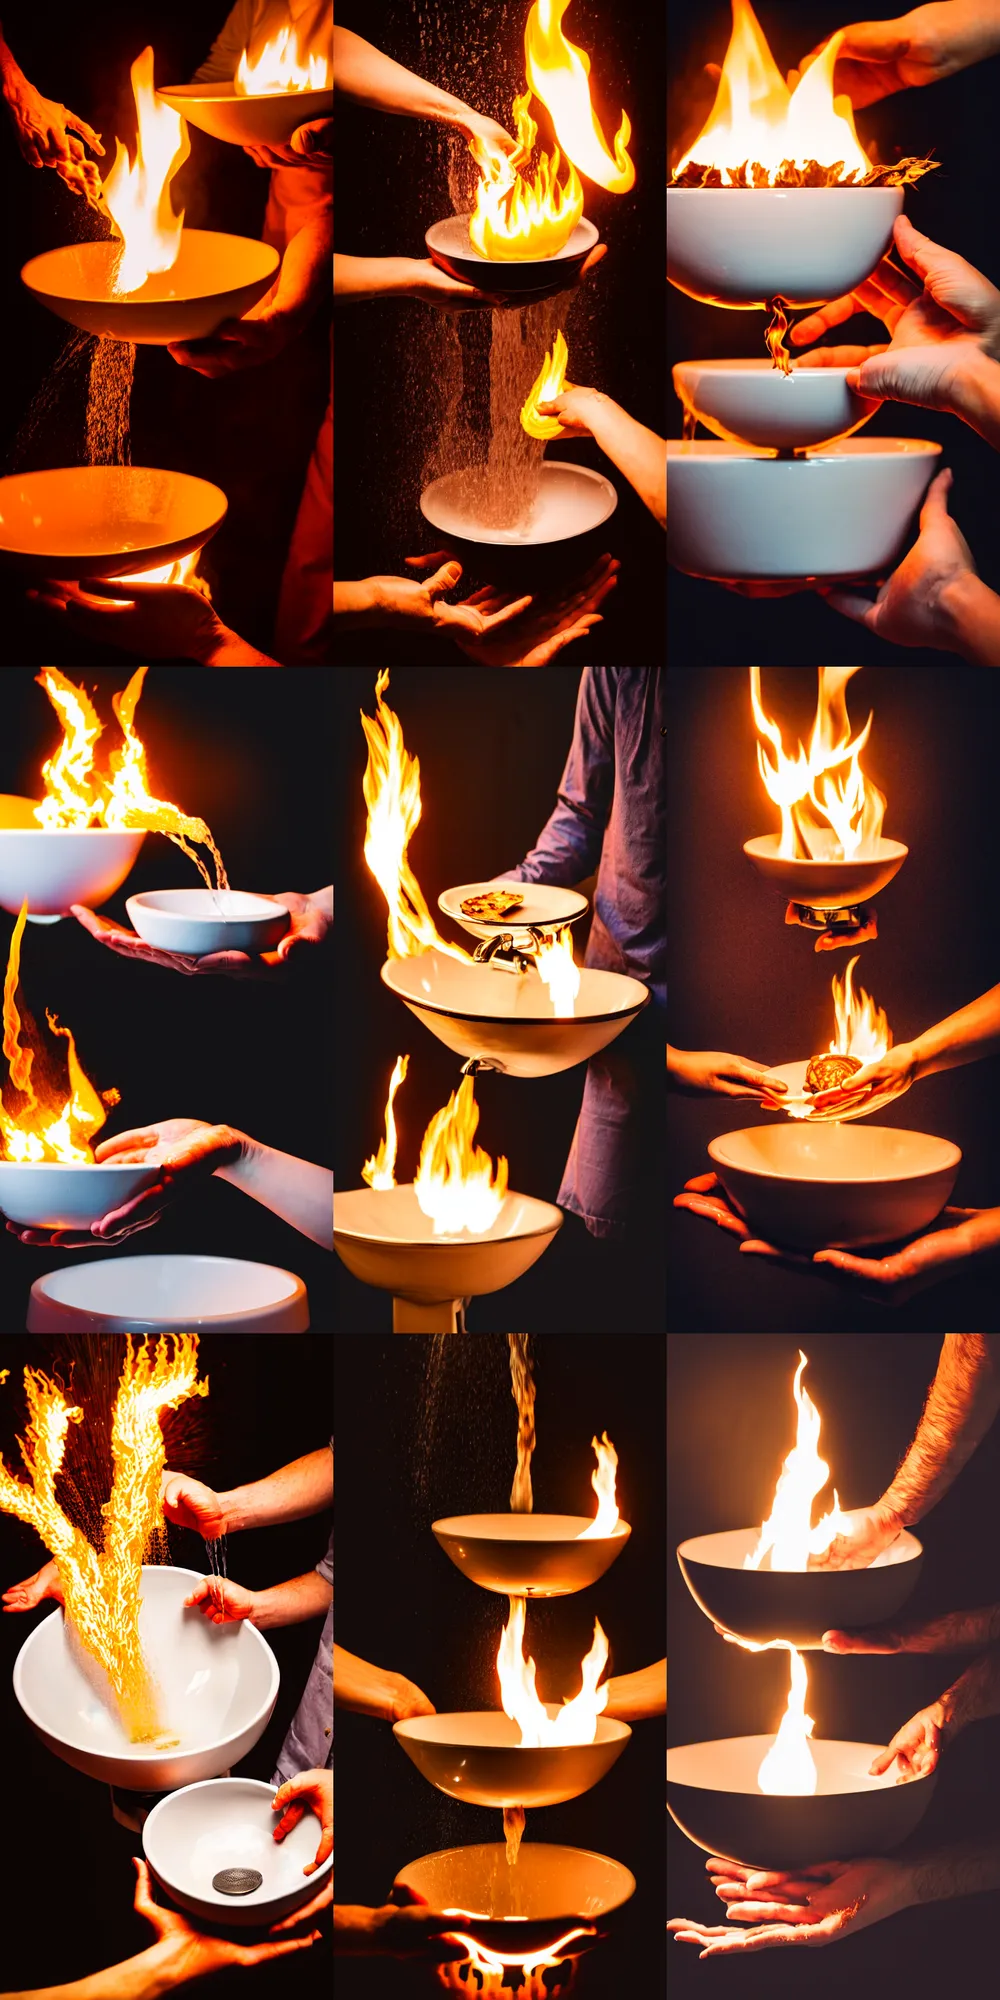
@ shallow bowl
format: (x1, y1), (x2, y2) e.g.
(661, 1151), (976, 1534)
(426, 216), (599, 296)
(333, 1185), (563, 1307)
(667, 439), (941, 580)
(0, 1160), (161, 1231)
(707, 1123), (961, 1250)
(438, 880), (588, 942)
(419, 462), (617, 585)
(765, 1055), (912, 1124)
(21, 231), (279, 344)
(0, 798), (145, 915)
(0, 467), (227, 582)
(432, 1515), (631, 1597)
(127, 890), (289, 957)
(394, 1711), (631, 1808)
(14, 1565), (279, 1791)
(26, 1253), (309, 1332)
(666, 186), (903, 308)
(157, 81), (332, 148)
(743, 834), (908, 910)
(381, 950), (648, 1077)
(673, 358), (877, 451)
(667, 1736), (937, 1869)
(676, 1526), (923, 1647)
(393, 1842), (635, 1954)
(143, 1778), (332, 1928)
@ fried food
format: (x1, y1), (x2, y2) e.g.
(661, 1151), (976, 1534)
(805, 1052), (863, 1093)
(460, 888), (525, 922)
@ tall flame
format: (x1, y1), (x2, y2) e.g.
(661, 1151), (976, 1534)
(497, 1594), (608, 1747)
(524, 0), (635, 193)
(413, 1074), (508, 1237)
(361, 672), (473, 965)
(0, 1339), (208, 1740)
(672, 0), (870, 184)
(579, 1432), (619, 1538)
(744, 1352), (850, 1572)
(470, 94), (583, 260)
(235, 26), (330, 95)
(750, 667), (886, 862)
(103, 47), (190, 296)
(362, 1053), (409, 1190)
(1, 901), (114, 1164)
(532, 925), (580, 1015)
(521, 331), (570, 438)
(757, 1646), (817, 1795)
(831, 955), (891, 1065)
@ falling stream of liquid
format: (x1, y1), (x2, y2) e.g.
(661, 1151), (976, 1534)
(682, 405), (698, 441)
(504, 1334), (536, 1874)
(204, 1533), (228, 1619)
(85, 337), (136, 464)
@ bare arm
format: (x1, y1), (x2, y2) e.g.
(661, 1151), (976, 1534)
(333, 26), (505, 144)
(881, 1334), (1000, 1524)
(242, 1568), (332, 1631)
(220, 1448), (333, 1533)
(543, 388), (665, 527)
(216, 1143), (332, 1250)
(908, 982), (1000, 1078)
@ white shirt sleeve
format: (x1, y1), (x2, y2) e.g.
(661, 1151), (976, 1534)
(190, 0), (259, 84)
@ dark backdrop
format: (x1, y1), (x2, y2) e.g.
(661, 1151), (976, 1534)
(0, 667), (333, 1331)
(0, 1332), (332, 1992)
(667, 664), (1000, 1332)
(668, 1333), (1000, 1999)
(333, 665), (665, 1332)
(334, 0), (666, 667)
(0, 1), (330, 664)
(667, 0), (1000, 665)
(336, 1330), (666, 1999)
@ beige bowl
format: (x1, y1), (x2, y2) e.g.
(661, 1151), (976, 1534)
(707, 1122), (961, 1250)
(432, 1514), (631, 1597)
(743, 834), (908, 910)
(673, 359), (878, 452)
(0, 467), (227, 581)
(668, 1736), (937, 1871)
(157, 82), (332, 148)
(333, 1184), (563, 1315)
(21, 230), (279, 344)
(381, 950), (649, 1078)
(393, 1842), (635, 1953)
(394, 1711), (631, 1809)
(667, 186), (903, 308)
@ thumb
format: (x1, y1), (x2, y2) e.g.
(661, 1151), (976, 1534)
(422, 560), (463, 600)
(919, 465), (954, 530)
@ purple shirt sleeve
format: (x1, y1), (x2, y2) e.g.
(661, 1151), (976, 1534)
(506, 670), (618, 886)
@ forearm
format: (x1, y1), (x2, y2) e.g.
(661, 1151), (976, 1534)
(216, 1141), (333, 1248)
(584, 394), (666, 527)
(334, 27), (475, 128)
(949, 350), (1000, 453)
(881, 1335), (1000, 1523)
(334, 254), (429, 303)
(901, 1835), (1000, 1911)
(248, 1568), (332, 1630)
(934, 570), (1000, 666)
(938, 1643), (1000, 1733)
(909, 982), (1000, 1076)
(10, 1938), (201, 2000)
(269, 208), (334, 327)
(198, 617), (280, 666)
(220, 1449), (333, 1532)
(604, 1659), (667, 1719)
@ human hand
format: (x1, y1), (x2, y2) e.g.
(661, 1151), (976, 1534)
(811, 1204), (996, 1301)
(5, 1119), (248, 1248)
(184, 1576), (258, 1625)
(536, 380), (607, 437)
(334, 1643), (435, 1722)
(27, 577), (226, 662)
(799, 5), (1000, 108)
(168, 309), (303, 378)
(454, 107), (519, 158)
(870, 1702), (948, 1779)
(133, 1857), (322, 1970)
(402, 257), (507, 310)
(2, 1559), (63, 1612)
(603, 1659), (667, 1721)
(823, 468), (978, 651)
(161, 1472), (227, 1539)
(806, 1502), (905, 1573)
(673, 1172), (751, 1241)
(369, 555), (533, 635)
(272, 1769), (333, 1873)
(72, 890), (331, 980)
(670, 1852), (914, 1955)
(451, 554), (619, 665)
(243, 115), (334, 168)
(336, 1900), (466, 1960)
(808, 1042), (919, 1114)
(669, 1048), (788, 1100)
(824, 1604), (1000, 1652)
(1, 71), (104, 187)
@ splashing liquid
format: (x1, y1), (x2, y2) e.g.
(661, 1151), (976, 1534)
(85, 338), (135, 464)
(204, 1533), (228, 1618)
(682, 405), (698, 441)
(503, 1804), (526, 1868)
(766, 297), (793, 376)
(508, 1335), (536, 1514)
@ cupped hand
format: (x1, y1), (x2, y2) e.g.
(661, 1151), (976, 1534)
(161, 1472), (227, 1539)
(2, 1559), (63, 1612)
(456, 108), (519, 158)
(799, 6), (997, 108)
(272, 1768), (333, 1872)
(28, 577), (225, 662)
(809, 1041), (919, 1113)
(670, 1852), (913, 1954)
(669, 1048), (788, 1099)
(2, 75), (104, 184)
(184, 1577), (257, 1625)
(536, 381), (603, 437)
(374, 555), (533, 634)
(168, 311), (300, 378)
(807, 1503), (905, 1574)
(403, 258), (508, 310)
(133, 1857), (322, 1970)
(72, 890), (330, 980)
(870, 1702), (946, 1779)
(823, 468), (978, 650)
(452, 554), (619, 666)
(811, 1204), (993, 1301)
(673, 1172), (751, 1241)
(244, 115), (334, 168)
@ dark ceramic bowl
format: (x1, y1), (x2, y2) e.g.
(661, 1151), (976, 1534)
(425, 215), (598, 296)
(668, 1735), (938, 1870)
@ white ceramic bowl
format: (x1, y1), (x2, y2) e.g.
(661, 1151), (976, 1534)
(13, 1565), (279, 1791)
(21, 231), (279, 344)
(743, 834), (908, 910)
(126, 890), (290, 957)
(394, 1711), (631, 1809)
(432, 1514), (631, 1597)
(0, 797), (145, 915)
(393, 1842), (635, 1953)
(157, 82), (332, 148)
(707, 1123), (961, 1250)
(143, 1778), (332, 1927)
(438, 881), (589, 942)
(0, 1160), (161, 1230)
(667, 186), (903, 307)
(26, 1253), (310, 1332)
(381, 950), (649, 1078)
(668, 1736), (937, 1870)
(667, 439), (941, 580)
(420, 463), (617, 551)
(334, 1185), (563, 1314)
(0, 468), (228, 582)
(673, 359), (877, 451)
(426, 216), (599, 296)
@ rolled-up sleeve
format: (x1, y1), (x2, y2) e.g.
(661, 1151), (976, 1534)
(507, 669), (617, 886)
(191, 0), (256, 83)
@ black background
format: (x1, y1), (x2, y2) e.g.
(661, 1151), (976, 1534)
(0, 667), (333, 1331)
(0, 0), (330, 665)
(333, 0), (666, 667)
(0, 1332), (332, 1992)
(668, 1333), (1000, 1997)
(667, 0), (1000, 665)
(335, 1330), (665, 1997)
(332, 665), (665, 1332)
(668, 663), (1000, 1333)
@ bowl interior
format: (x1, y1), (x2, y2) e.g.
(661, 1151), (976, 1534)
(0, 467), (227, 561)
(32, 1254), (302, 1314)
(333, 1183), (561, 1248)
(129, 890), (287, 921)
(434, 1514), (628, 1544)
(668, 1734), (906, 1797)
(426, 215), (597, 271)
(421, 462), (617, 548)
(678, 1525), (922, 1573)
(395, 1841), (635, 1922)
(382, 949), (646, 1023)
(144, 1778), (330, 1909)
(709, 1122), (961, 1183)
(22, 231), (278, 306)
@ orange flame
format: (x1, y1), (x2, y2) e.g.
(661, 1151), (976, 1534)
(673, 0), (870, 184)
(413, 1074), (508, 1236)
(0, 1338), (208, 1740)
(522, 329), (570, 438)
(831, 955), (891, 1066)
(470, 93), (583, 259)
(361, 672), (473, 965)
(531, 924), (580, 1015)
(578, 1431), (619, 1538)
(750, 667), (886, 862)
(1, 901), (113, 1164)
(362, 1054), (410, 1191)
(744, 1352), (849, 1572)
(235, 26), (329, 95)
(112, 550), (212, 597)
(498, 1594), (608, 1746)
(524, 1), (634, 193)
(103, 46), (190, 295)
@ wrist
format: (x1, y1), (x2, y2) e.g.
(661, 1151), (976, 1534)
(875, 1491), (910, 1532)
(200, 619), (279, 667)
(935, 569), (1000, 666)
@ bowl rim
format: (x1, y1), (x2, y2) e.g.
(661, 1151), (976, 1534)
(667, 437), (943, 459)
(433, 1513), (631, 1541)
(667, 1732), (937, 1793)
(709, 1125), (962, 1183)
(420, 459), (618, 545)
(0, 1158), (159, 1176)
(333, 1186), (564, 1247)
(394, 1710), (632, 1751)
(425, 214), (598, 270)
(676, 1525), (923, 1566)
(381, 955), (649, 1026)
(743, 833), (908, 867)
(393, 1837), (636, 1909)
(666, 183), (905, 201)
(157, 81), (333, 107)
